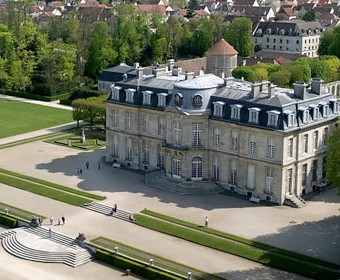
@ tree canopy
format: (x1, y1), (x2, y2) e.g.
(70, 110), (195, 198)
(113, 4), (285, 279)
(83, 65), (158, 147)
(326, 125), (340, 192)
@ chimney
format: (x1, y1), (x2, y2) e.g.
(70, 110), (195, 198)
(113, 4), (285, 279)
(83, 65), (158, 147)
(168, 59), (175, 71)
(261, 80), (270, 92)
(310, 77), (323, 95)
(172, 66), (182, 76)
(250, 82), (262, 99)
(185, 71), (194, 80)
(224, 77), (234, 87)
(134, 62), (140, 69)
(136, 67), (143, 79)
(293, 81), (307, 99)
(268, 83), (276, 98)
(153, 67), (167, 78)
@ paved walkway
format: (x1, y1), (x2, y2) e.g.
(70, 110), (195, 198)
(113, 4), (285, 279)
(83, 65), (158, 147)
(0, 96), (339, 279)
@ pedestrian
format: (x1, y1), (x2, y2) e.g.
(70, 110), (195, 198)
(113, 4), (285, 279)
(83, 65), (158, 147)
(205, 216), (209, 227)
(49, 228), (52, 238)
(98, 161), (101, 170)
(58, 218), (61, 225)
(77, 168), (80, 174)
(79, 168), (83, 174)
(113, 203), (117, 213)
(86, 161), (89, 170)
(50, 217), (54, 225)
(61, 216), (65, 224)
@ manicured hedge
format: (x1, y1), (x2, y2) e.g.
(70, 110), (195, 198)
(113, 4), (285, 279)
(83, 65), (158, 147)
(0, 89), (70, 102)
(0, 214), (18, 228)
(96, 249), (182, 280)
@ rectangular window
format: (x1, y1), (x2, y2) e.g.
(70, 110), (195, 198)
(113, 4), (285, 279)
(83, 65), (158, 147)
(248, 108), (260, 124)
(158, 117), (165, 136)
(312, 160), (317, 181)
(192, 122), (203, 147)
(143, 91), (152, 105)
(231, 131), (238, 151)
(143, 141), (149, 164)
(302, 164), (307, 186)
(323, 127), (329, 146)
(288, 113), (295, 127)
(157, 145), (164, 168)
(112, 109), (118, 127)
(313, 131), (319, 150)
(213, 128), (220, 147)
(303, 134), (308, 153)
(126, 138), (132, 161)
(249, 140), (256, 156)
(212, 156), (219, 181)
(265, 167), (274, 194)
(174, 120), (182, 146)
(172, 159), (181, 178)
(112, 86), (121, 100)
(113, 135), (119, 158)
(126, 89), (135, 103)
(303, 110), (309, 123)
(229, 169), (237, 185)
(267, 138), (275, 159)
(125, 111), (133, 130)
(323, 105), (329, 118)
(313, 107), (319, 120)
(334, 101), (339, 114)
(267, 111), (280, 127)
(288, 138), (293, 158)
(143, 114), (150, 133)
(157, 93), (167, 107)
(231, 106), (242, 120)
(213, 102), (225, 117)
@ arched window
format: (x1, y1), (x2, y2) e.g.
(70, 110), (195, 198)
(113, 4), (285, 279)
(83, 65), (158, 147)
(191, 157), (203, 180)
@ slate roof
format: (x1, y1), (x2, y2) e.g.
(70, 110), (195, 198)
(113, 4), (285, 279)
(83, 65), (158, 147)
(206, 39), (238, 56)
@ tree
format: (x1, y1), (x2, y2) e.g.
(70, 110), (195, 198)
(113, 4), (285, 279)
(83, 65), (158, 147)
(190, 18), (214, 57)
(320, 55), (340, 81)
(224, 17), (254, 57)
(232, 66), (257, 81)
(85, 21), (116, 79)
(71, 98), (87, 128)
(325, 125), (340, 192)
(302, 9), (317, 22)
(318, 26), (340, 59)
(269, 70), (291, 88)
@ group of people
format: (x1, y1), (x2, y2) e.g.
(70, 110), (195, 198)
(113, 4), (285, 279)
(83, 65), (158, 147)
(49, 216), (65, 226)
(77, 160), (101, 174)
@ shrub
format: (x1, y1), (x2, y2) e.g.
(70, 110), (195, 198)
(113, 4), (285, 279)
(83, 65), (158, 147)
(0, 214), (18, 228)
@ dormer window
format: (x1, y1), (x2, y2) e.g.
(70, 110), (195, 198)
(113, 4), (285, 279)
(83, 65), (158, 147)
(330, 99), (339, 114)
(299, 107), (309, 124)
(285, 110), (295, 127)
(310, 104), (319, 121)
(267, 110), (280, 127)
(320, 102), (329, 118)
(230, 104), (242, 120)
(267, 28), (272, 34)
(157, 93), (167, 107)
(111, 86), (121, 101)
(248, 107), (261, 124)
(126, 88), (136, 103)
(213, 101), (225, 117)
(143, 90), (153, 105)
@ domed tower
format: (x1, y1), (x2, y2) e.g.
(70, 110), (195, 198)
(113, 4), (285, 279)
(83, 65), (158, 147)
(206, 39), (238, 77)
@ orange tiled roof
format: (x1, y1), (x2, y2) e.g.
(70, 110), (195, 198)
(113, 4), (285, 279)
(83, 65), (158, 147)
(194, 9), (209, 16)
(206, 39), (238, 56)
(135, 4), (167, 14)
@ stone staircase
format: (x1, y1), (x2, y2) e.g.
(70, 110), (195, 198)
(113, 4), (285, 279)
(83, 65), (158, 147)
(81, 202), (135, 222)
(0, 227), (93, 267)
(145, 170), (224, 195)
(284, 195), (306, 208)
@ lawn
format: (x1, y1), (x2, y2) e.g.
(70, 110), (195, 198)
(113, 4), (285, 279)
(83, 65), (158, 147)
(0, 99), (73, 139)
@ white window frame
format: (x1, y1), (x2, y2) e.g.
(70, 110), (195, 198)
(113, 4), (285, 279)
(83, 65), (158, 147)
(303, 109), (309, 123)
(125, 88), (136, 103)
(172, 158), (181, 179)
(213, 101), (225, 117)
(331, 99), (339, 114)
(267, 138), (275, 159)
(247, 164), (255, 190)
(288, 138), (293, 158)
(229, 159), (237, 185)
(143, 91), (153, 105)
(303, 134), (308, 153)
(174, 120), (182, 146)
(157, 93), (167, 107)
(231, 131), (238, 151)
(157, 144), (164, 168)
(143, 113), (150, 133)
(192, 122), (203, 147)
(323, 104), (329, 118)
(313, 131), (319, 150)
(213, 127), (220, 147)
(265, 167), (274, 194)
(112, 109), (118, 127)
(267, 110), (280, 127)
(249, 135), (256, 156)
(323, 127), (329, 146)
(126, 138), (132, 161)
(113, 135), (119, 158)
(231, 104), (243, 120)
(125, 111), (134, 131)
(142, 141), (150, 164)
(212, 156), (219, 181)
(191, 157), (203, 180)
(111, 86), (121, 100)
(248, 107), (261, 124)
(311, 106), (319, 120)
(286, 112), (295, 127)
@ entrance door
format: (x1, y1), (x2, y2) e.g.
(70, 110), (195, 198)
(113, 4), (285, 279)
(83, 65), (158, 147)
(191, 157), (203, 181)
(172, 159), (181, 179)
(247, 164), (255, 190)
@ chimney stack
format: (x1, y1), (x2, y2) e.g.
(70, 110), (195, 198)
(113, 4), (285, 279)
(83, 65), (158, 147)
(136, 67), (143, 79)
(153, 67), (167, 78)
(310, 77), (323, 95)
(134, 62), (140, 69)
(250, 82), (262, 99)
(224, 77), (234, 87)
(168, 59), (175, 71)
(268, 83), (276, 98)
(172, 66), (182, 76)
(293, 81), (307, 99)
(185, 71), (195, 80)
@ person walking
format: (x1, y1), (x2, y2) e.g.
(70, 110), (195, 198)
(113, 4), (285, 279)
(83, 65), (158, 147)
(61, 216), (65, 224)
(50, 217), (54, 225)
(86, 161), (89, 170)
(113, 203), (117, 213)
(49, 228), (52, 238)
(98, 161), (101, 170)
(205, 216), (209, 227)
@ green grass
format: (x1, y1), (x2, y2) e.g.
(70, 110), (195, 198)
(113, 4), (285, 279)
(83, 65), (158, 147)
(0, 202), (46, 221)
(0, 168), (106, 201)
(135, 213), (340, 280)
(91, 236), (223, 280)
(0, 99), (73, 139)
(141, 209), (340, 270)
(0, 172), (92, 206)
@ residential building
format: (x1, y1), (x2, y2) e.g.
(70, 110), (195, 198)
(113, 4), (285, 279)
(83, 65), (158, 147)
(253, 20), (323, 57)
(105, 60), (338, 205)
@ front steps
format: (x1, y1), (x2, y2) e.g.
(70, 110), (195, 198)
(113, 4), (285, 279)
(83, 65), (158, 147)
(284, 195), (306, 208)
(0, 227), (93, 267)
(81, 202), (135, 222)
